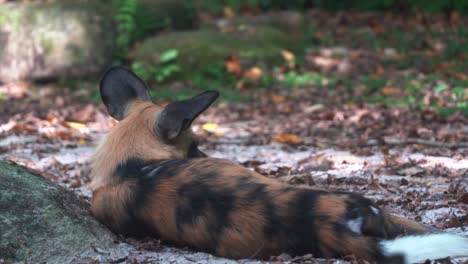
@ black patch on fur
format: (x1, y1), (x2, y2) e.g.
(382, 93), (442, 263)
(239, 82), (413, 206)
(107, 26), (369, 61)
(175, 178), (235, 250)
(115, 158), (147, 179)
(263, 195), (284, 239)
(242, 187), (326, 257)
(343, 193), (389, 238)
(284, 190), (323, 256)
(114, 158), (190, 237)
(236, 176), (268, 203)
(187, 141), (207, 158)
(337, 193), (391, 261)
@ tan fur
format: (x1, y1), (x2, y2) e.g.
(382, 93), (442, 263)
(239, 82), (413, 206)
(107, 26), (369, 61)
(90, 101), (183, 190)
(342, 236), (375, 260)
(144, 179), (181, 242)
(90, 180), (136, 232)
(217, 203), (273, 258)
(316, 194), (347, 220)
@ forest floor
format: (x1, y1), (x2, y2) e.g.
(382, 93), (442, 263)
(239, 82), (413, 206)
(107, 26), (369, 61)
(1, 84), (467, 263)
(1, 9), (468, 264)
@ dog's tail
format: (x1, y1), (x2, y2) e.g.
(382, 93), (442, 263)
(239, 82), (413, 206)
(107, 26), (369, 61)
(381, 233), (468, 264)
(370, 215), (468, 263)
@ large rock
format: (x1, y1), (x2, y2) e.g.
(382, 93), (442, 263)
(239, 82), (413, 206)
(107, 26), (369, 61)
(0, 2), (116, 83)
(202, 11), (306, 35)
(0, 161), (129, 263)
(130, 26), (297, 82)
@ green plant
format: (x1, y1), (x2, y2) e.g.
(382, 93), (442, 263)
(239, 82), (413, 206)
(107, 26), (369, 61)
(362, 76), (387, 94)
(280, 71), (322, 88)
(114, 0), (167, 63)
(131, 49), (181, 83)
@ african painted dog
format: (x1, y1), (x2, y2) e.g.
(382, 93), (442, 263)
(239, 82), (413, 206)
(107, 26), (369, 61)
(90, 66), (468, 264)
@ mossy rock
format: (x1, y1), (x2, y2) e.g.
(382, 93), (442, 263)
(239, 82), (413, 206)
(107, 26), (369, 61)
(201, 11), (306, 36)
(130, 26), (297, 81)
(0, 1), (116, 83)
(0, 161), (130, 262)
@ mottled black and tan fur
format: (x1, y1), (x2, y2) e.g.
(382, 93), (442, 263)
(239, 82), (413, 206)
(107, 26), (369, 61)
(90, 67), (468, 264)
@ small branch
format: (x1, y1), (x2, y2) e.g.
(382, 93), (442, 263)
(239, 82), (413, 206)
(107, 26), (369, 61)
(208, 139), (250, 144)
(314, 138), (468, 149)
(381, 138), (468, 149)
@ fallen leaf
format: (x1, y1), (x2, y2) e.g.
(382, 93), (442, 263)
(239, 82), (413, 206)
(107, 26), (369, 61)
(243, 67), (263, 82)
(368, 18), (385, 34)
(450, 11), (461, 24)
(223, 6), (234, 18)
(202, 123), (218, 132)
(281, 50), (295, 68)
(66, 122), (86, 130)
(271, 93), (286, 104)
(372, 65), (384, 77)
(201, 123), (223, 136)
(281, 50), (295, 61)
(381, 86), (401, 96)
(315, 31), (325, 39)
(458, 193), (468, 204)
(235, 80), (245, 90)
(273, 133), (302, 144)
(70, 104), (95, 122)
(224, 56), (242, 76)
(78, 138), (87, 145)
(451, 72), (468, 81)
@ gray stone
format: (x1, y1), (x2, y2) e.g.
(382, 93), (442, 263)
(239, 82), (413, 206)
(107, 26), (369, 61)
(0, 2), (116, 83)
(0, 161), (130, 263)
(202, 11), (305, 35)
(130, 26), (297, 81)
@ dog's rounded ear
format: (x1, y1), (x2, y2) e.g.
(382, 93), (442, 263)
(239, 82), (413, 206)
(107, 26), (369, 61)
(156, 91), (219, 141)
(100, 66), (151, 120)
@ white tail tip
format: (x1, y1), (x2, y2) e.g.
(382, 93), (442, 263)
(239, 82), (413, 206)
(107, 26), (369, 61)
(381, 233), (468, 264)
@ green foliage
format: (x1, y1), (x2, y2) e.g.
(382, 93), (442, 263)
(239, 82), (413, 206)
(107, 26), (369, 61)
(280, 71), (325, 88)
(194, 63), (233, 86)
(131, 49), (181, 83)
(114, 0), (167, 63)
(362, 77), (387, 94)
(352, 73), (468, 116)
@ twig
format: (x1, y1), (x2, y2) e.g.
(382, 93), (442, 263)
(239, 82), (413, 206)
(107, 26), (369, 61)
(381, 138), (468, 149)
(314, 138), (468, 149)
(208, 139), (250, 144)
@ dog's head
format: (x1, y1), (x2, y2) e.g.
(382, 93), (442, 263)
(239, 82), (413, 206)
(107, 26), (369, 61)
(90, 66), (218, 190)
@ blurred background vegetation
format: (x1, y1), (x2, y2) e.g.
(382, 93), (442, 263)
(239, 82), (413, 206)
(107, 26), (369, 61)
(1, 0), (467, 115)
